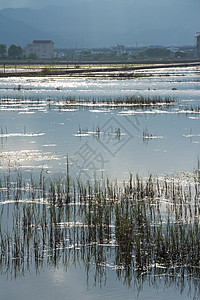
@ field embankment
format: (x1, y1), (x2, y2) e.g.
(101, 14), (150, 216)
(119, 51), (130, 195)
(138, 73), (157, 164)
(0, 60), (200, 77)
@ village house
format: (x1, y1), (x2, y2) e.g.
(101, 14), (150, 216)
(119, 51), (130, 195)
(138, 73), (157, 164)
(24, 40), (55, 59)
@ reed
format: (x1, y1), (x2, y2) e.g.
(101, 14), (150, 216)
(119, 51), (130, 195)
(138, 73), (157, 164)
(0, 165), (200, 297)
(60, 95), (176, 108)
(0, 95), (176, 109)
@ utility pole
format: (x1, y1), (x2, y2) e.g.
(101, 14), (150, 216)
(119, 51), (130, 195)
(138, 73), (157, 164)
(196, 32), (200, 57)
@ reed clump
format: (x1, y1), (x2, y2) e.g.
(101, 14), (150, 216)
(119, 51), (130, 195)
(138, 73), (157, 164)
(0, 95), (175, 112)
(60, 95), (175, 108)
(0, 167), (200, 297)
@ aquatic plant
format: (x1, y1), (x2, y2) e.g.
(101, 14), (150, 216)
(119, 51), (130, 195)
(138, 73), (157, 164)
(60, 95), (176, 108)
(0, 164), (200, 299)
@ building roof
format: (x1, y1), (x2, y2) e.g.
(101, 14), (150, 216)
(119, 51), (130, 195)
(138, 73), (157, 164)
(33, 40), (54, 44)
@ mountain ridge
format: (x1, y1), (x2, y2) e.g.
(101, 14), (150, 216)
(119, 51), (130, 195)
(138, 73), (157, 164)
(0, 5), (199, 48)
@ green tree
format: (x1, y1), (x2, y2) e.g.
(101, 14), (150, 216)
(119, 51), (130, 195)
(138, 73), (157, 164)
(0, 44), (7, 58)
(174, 51), (187, 59)
(79, 50), (93, 61)
(26, 52), (37, 59)
(8, 44), (22, 59)
(119, 52), (129, 60)
(140, 48), (173, 59)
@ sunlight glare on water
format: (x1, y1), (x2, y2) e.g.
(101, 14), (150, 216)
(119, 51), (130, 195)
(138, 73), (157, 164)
(0, 66), (200, 300)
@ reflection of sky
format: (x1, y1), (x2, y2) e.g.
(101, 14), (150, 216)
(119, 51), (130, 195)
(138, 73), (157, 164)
(0, 262), (195, 300)
(0, 68), (199, 180)
(0, 67), (199, 300)
(0, 103), (199, 180)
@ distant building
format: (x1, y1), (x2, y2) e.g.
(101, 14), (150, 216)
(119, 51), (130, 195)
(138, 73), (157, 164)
(149, 45), (163, 48)
(167, 46), (179, 53)
(90, 47), (112, 55)
(196, 33), (200, 57)
(24, 40), (55, 59)
(112, 44), (126, 55)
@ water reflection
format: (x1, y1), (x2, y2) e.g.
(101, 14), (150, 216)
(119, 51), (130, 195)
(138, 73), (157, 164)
(0, 169), (200, 298)
(0, 93), (199, 177)
(0, 68), (200, 299)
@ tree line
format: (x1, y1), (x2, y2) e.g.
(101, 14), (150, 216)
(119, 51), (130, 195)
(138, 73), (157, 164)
(0, 43), (195, 61)
(62, 48), (195, 62)
(0, 44), (23, 59)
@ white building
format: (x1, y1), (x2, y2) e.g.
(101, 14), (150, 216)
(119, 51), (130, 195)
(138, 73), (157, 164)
(24, 40), (55, 59)
(112, 44), (126, 55)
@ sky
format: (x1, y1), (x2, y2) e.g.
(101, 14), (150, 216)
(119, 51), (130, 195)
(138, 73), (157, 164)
(0, 0), (199, 9)
(0, 0), (200, 47)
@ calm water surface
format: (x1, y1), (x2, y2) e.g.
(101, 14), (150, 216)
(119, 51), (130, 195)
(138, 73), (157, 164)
(0, 66), (199, 178)
(0, 66), (200, 299)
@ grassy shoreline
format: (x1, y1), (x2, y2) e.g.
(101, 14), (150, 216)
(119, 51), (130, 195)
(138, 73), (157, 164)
(0, 60), (200, 78)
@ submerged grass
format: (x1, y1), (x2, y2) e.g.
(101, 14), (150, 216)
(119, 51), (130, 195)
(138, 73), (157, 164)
(2, 95), (200, 116)
(58, 95), (176, 109)
(0, 95), (175, 105)
(0, 95), (176, 115)
(2, 93), (200, 117)
(0, 164), (200, 297)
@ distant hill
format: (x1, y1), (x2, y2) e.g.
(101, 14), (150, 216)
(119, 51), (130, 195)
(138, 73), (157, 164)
(0, 11), (55, 47)
(0, 3), (199, 48)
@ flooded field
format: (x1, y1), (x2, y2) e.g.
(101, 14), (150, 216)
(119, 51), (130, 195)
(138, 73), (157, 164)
(0, 66), (200, 299)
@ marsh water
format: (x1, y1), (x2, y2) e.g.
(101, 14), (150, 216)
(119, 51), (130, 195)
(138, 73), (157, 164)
(0, 66), (200, 300)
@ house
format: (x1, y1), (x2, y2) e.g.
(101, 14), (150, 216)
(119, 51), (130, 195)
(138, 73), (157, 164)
(24, 40), (55, 59)
(112, 44), (126, 55)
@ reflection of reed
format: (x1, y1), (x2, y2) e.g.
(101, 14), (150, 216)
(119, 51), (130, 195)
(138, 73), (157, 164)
(0, 167), (200, 297)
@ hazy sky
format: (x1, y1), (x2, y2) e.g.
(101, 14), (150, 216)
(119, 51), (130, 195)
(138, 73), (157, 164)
(0, 0), (199, 9)
(0, 0), (199, 47)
